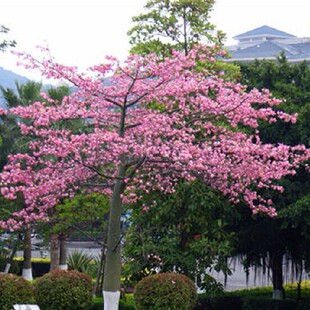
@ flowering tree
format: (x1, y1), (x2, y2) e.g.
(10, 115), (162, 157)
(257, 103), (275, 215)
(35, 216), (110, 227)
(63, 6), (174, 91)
(0, 46), (309, 309)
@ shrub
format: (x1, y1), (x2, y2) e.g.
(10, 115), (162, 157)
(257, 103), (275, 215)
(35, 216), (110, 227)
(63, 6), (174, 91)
(34, 269), (93, 310)
(0, 273), (34, 310)
(134, 272), (197, 310)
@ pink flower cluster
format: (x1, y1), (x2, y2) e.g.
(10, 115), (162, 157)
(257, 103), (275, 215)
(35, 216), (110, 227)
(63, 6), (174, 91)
(0, 45), (309, 229)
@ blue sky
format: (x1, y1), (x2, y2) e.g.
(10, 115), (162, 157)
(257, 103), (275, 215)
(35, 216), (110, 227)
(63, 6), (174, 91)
(0, 0), (309, 81)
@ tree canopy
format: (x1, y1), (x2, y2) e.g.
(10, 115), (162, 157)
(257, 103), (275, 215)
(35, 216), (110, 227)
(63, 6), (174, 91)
(0, 46), (309, 309)
(128, 0), (224, 56)
(230, 55), (310, 299)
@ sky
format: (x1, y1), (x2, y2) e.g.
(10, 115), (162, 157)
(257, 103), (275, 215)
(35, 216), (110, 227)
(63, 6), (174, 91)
(0, 0), (309, 82)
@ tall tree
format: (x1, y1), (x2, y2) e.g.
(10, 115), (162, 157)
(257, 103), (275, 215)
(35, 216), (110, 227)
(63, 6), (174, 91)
(128, 0), (224, 56)
(0, 81), (71, 278)
(233, 55), (310, 299)
(0, 46), (309, 309)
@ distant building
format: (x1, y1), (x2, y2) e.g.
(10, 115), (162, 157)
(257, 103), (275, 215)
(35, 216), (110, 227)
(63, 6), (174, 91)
(226, 25), (310, 64)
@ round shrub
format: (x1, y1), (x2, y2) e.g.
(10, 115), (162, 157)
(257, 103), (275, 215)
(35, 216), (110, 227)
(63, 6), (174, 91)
(0, 273), (34, 310)
(34, 269), (93, 310)
(134, 272), (198, 310)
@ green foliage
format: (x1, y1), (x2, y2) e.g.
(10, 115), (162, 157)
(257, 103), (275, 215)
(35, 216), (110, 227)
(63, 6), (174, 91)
(230, 55), (310, 293)
(123, 180), (234, 289)
(199, 274), (224, 297)
(134, 272), (197, 310)
(34, 269), (93, 310)
(0, 81), (42, 170)
(55, 193), (109, 233)
(0, 273), (34, 310)
(47, 84), (71, 103)
(128, 0), (223, 56)
(67, 250), (100, 278)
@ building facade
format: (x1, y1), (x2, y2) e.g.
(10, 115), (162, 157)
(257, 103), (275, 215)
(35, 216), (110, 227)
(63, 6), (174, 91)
(226, 25), (310, 64)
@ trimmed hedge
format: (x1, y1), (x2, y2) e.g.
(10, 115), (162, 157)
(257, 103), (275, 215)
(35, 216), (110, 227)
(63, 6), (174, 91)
(34, 269), (93, 310)
(296, 299), (310, 310)
(242, 297), (297, 310)
(0, 273), (34, 310)
(15, 258), (50, 278)
(134, 272), (197, 310)
(195, 295), (242, 310)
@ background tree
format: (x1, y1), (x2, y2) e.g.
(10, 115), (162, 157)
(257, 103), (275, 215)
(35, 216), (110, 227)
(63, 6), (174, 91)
(39, 193), (109, 274)
(231, 55), (310, 299)
(0, 47), (309, 310)
(0, 81), (72, 278)
(0, 80), (42, 280)
(128, 0), (224, 56)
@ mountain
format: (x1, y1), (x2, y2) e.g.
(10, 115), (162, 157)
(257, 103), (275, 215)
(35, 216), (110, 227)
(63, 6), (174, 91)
(0, 66), (29, 107)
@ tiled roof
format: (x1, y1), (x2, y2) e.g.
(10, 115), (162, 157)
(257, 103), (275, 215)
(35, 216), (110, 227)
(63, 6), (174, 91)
(230, 41), (295, 59)
(290, 50), (310, 60)
(234, 25), (296, 40)
(226, 26), (310, 63)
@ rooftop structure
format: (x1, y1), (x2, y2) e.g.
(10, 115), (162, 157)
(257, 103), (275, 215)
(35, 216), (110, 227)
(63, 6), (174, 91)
(226, 25), (310, 64)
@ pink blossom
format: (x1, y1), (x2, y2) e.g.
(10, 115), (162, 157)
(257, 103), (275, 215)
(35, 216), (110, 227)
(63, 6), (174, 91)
(0, 44), (309, 229)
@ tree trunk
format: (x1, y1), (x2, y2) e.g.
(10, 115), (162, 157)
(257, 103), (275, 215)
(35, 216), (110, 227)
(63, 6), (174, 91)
(4, 235), (21, 273)
(22, 228), (33, 281)
(59, 234), (68, 270)
(103, 165), (126, 310)
(50, 233), (59, 271)
(270, 251), (284, 299)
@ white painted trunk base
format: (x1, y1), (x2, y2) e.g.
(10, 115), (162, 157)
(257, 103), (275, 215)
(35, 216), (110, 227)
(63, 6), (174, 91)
(22, 268), (33, 281)
(103, 290), (120, 310)
(4, 263), (11, 273)
(58, 264), (68, 270)
(13, 305), (40, 310)
(273, 289), (283, 299)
